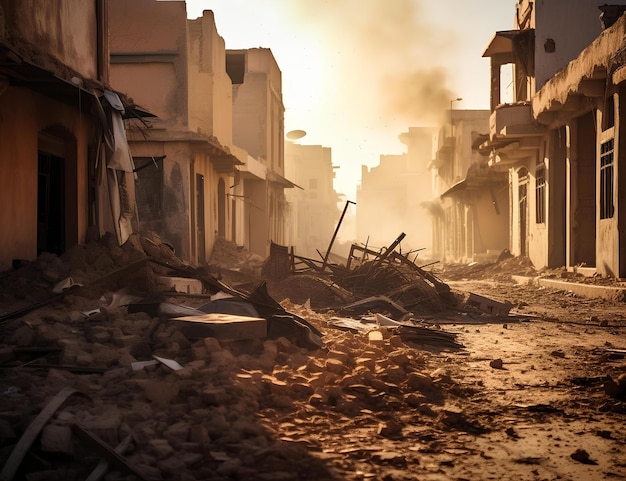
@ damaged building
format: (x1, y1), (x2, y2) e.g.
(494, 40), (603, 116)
(480, 0), (626, 276)
(357, 127), (434, 256)
(431, 109), (509, 264)
(284, 141), (340, 260)
(226, 47), (296, 258)
(108, 1), (295, 264)
(0, 0), (149, 272)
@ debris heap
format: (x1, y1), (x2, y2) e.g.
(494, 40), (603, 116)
(0, 232), (465, 480)
(264, 233), (459, 317)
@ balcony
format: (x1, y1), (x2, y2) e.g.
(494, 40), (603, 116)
(490, 103), (544, 139)
(478, 103), (543, 170)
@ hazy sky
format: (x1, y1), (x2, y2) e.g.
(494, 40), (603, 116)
(185, 0), (517, 198)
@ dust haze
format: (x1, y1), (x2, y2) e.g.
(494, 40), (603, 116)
(283, 0), (457, 252)
(285, 0), (457, 126)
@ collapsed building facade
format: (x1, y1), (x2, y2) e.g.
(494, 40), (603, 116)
(480, 0), (626, 276)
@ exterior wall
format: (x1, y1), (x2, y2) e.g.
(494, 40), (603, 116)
(357, 127), (435, 254)
(596, 110), (619, 276)
(228, 48), (288, 257)
(0, 0), (105, 271)
(129, 139), (237, 264)
(526, 144), (547, 267)
(187, 11), (233, 145)
(109, 0), (188, 128)
(432, 110), (506, 263)
(0, 87), (94, 271)
(230, 48), (284, 174)
(566, 113), (596, 268)
(244, 178), (268, 256)
(530, 0), (626, 90)
(402, 127), (436, 252)
(357, 154), (410, 250)
(0, 0), (100, 79)
(509, 167), (523, 257)
(619, 88), (626, 277)
(474, 187), (509, 254)
(110, 0), (240, 263)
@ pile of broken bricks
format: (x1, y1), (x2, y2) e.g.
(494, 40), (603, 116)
(0, 233), (473, 480)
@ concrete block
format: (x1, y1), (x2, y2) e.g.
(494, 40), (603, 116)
(40, 424), (73, 454)
(138, 380), (180, 404)
(172, 314), (267, 341)
(466, 292), (513, 316)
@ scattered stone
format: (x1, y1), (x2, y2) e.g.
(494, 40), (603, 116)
(570, 448), (597, 464)
(490, 358), (504, 369)
(377, 420), (403, 439)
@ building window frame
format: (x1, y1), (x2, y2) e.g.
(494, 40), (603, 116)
(535, 165), (546, 224)
(600, 138), (615, 220)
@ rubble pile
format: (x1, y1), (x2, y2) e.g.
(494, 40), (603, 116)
(207, 238), (265, 288)
(265, 233), (459, 317)
(0, 233), (467, 481)
(438, 251), (537, 282)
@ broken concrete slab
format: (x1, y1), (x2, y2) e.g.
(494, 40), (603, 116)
(171, 313), (267, 341)
(466, 292), (513, 316)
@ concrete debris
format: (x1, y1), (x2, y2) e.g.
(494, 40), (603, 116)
(265, 233), (458, 316)
(466, 292), (513, 317)
(1, 233), (622, 479)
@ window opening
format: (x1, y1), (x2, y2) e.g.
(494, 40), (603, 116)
(600, 138), (615, 219)
(535, 166), (546, 224)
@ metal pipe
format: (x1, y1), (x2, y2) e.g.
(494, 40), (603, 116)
(322, 200), (356, 270)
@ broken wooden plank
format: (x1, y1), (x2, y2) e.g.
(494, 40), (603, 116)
(73, 424), (158, 481)
(85, 434), (133, 481)
(0, 387), (85, 481)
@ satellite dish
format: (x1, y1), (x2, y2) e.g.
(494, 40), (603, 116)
(286, 129), (307, 141)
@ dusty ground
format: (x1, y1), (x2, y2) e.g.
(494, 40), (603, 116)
(0, 238), (625, 480)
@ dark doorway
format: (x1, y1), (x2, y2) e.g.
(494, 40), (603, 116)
(218, 178), (226, 239)
(231, 197), (237, 242)
(37, 151), (65, 255)
(574, 112), (596, 266)
(518, 169), (529, 257)
(196, 174), (206, 263)
(134, 156), (164, 234)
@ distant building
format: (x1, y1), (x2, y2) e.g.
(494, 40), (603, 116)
(356, 127), (434, 256)
(431, 110), (509, 263)
(284, 142), (339, 259)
